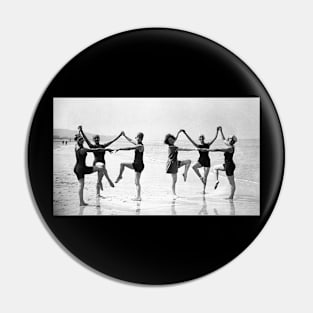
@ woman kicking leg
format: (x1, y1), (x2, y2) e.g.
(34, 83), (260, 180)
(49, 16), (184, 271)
(78, 125), (123, 196)
(114, 132), (145, 201)
(164, 131), (197, 198)
(181, 128), (219, 193)
(204, 127), (237, 199)
(73, 134), (111, 205)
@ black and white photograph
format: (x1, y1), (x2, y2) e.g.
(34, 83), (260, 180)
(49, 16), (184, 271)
(54, 97), (260, 215)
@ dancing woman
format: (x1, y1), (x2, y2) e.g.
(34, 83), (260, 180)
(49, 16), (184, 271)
(202, 128), (237, 199)
(114, 132), (145, 201)
(164, 130), (197, 198)
(73, 134), (113, 206)
(181, 127), (219, 193)
(78, 126), (123, 195)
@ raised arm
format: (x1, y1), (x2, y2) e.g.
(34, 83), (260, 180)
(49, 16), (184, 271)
(78, 126), (93, 148)
(123, 132), (137, 145)
(208, 127), (220, 146)
(219, 127), (226, 141)
(175, 129), (183, 141)
(103, 131), (123, 148)
(182, 130), (199, 148)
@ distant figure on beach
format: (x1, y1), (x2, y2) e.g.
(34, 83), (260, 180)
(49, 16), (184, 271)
(78, 126), (123, 196)
(203, 127), (237, 199)
(114, 132), (145, 201)
(164, 130), (197, 199)
(181, 127), (220, 194)
(73, 134), (113, 206)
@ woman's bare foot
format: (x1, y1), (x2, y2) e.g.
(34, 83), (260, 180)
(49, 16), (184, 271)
(214, 180), (220, 189)
(131, 197), (142, 201)
(172, 195), (179, 200)
(80, 202), (88, 206)
(108, 180), (115, 188)
(182, 173), (187, 182)
(115, 176), (122, 183)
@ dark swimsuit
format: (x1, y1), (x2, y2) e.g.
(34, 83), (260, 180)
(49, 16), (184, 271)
(223, 147), (235, 176)
(133, 144), (144, 173)
(89, 144), (106, 165)
(73, 147), (94, 180)
(166, 145), (182, 174)
(198, 143), (211, 167)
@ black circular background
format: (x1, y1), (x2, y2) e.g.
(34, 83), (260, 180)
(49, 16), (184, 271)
(28, 28), (284, 284)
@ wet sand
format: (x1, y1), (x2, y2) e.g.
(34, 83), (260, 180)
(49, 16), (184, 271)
(53, 142), (259, 216)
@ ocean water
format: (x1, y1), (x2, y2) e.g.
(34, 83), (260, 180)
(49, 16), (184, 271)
(53, 138), (259, 215)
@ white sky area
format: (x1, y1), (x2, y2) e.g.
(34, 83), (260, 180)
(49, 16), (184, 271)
(54, 98), (259, 140)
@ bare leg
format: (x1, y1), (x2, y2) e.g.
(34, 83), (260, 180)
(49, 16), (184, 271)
(226, 175), (236, 199)
(78, 178), (88, 206)
(115, 163), (134, 183)
(192, 162), (203, 180)
(202, 167), (210, 194)
(171, 173), (178, 198)
(102, 167), (114, 188)
(93, 163), (105, 195)
(96, 170), (104, 196)
(179, 160), (191, 182)
(132, 172), (142, 201)
(213, 164), (225, 189)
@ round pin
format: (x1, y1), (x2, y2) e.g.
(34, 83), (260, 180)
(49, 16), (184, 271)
(27, 28), (284, 284)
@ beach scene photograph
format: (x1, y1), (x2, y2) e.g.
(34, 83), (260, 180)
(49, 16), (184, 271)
(53, 97), (260, 216)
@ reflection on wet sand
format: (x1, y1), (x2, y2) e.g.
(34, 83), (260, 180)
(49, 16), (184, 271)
(171, 199), (177, 215)
(135, 201), (141, 215)
(214, 200), (236, 215)
(96, 197), (101, 215)
(198, 196), (208, 215)
(76, 194), (243, 216)
(78, 197), (103, 215)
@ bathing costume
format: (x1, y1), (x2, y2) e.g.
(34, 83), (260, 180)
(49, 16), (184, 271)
(198, 143), (211, 167)
(223, 147), (235, 176)
(89, 143), (106, 165)
(166, 145), (182, 174)
(133, 144), (144, 173)
(73, 147), (94, 180)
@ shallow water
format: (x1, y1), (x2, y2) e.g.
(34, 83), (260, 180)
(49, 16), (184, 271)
(53, 139), (259, 215)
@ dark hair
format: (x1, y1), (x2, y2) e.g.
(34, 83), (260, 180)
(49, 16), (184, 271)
(74, 133), (82, 142)
(137, 132), (144, 140)
(93, 134), (100, 140)
(164, 133), (175, 145)
(230, 135), (238, 145)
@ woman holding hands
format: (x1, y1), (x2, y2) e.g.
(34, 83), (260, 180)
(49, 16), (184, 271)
(164, 130), (198, 199)
(200, 127), (237, 199)
(181, 127), (220, 194)
(78, 125), (123, 196)
(73, 134), (113, 206)
(114, 131), (145, 201)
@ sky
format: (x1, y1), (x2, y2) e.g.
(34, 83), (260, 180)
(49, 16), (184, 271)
(54, 98), (260, 140)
